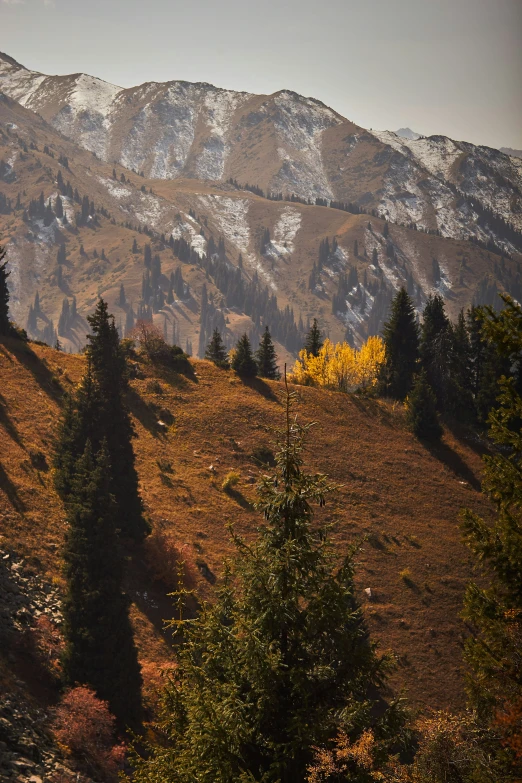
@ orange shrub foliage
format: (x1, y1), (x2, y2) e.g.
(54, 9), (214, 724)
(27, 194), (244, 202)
(140, 660), (178, 710)
(143, 528), (197, 591)
(52, 686), (125, 780)
(32, 615), (64, 675)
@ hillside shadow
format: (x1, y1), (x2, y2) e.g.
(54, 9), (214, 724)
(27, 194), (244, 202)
(126, 388), (166, 439)
(444, 418), (490, 460)
(243, 377), (280, 402)
(0, 462), (25, 514)
(5, 340), (64, 404)
(427, 440), (481, 491)
(0, 392), (23, 447)
(225, 487), (254, 510)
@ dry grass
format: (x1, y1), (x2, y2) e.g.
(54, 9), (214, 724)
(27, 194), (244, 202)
(0, 337), (492, 714)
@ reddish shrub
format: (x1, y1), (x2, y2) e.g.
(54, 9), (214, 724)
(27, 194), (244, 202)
(32, 615), (64, 675)
(140, 660), (177, 711)
(52, 686), (125, 780)
(143, 528), (197, 591)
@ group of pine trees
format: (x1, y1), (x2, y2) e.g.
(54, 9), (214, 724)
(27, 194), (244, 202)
(378, 286), (514, 440)
(205, 325), (280, 379)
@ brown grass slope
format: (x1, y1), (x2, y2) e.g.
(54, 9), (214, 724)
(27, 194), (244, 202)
(0, 337), (491, 715)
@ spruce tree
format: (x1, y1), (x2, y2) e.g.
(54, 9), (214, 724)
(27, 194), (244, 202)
(304, 318), (323, 357)
(62, 441), (142, 727)
(406, 369), (443, 441)
(231, 333), (258, 377)
(0, 245), (11, 336)
(131, 387), (406, 782)
(204, 328), (229, 369)
(419, 294), (453, 410)
(54, 359), (102, 501)
(378, 287), (419, 400)
(86, 299), (149, 541)
(255, 325), (280, 379)
(461, 297), (522, 768)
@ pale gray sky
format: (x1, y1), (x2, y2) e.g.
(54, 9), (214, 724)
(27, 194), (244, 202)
(2, 0), (521, 149)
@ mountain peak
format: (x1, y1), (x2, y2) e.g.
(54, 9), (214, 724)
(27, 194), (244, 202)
(395, 127), (421, 140)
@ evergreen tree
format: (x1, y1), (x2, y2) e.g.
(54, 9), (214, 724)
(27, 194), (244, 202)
(461, 296), (522, 771)
(231, 333), (257, 377)
(419, 294), (453, 410)
(118, 283), (126, 308)
(255, 325), (280, 379)
(54, 359), (101, 500)
(304, 318), (323, 357)
(85, 299), (149, 541)
(406, 369), (443, 441)
(131, 389), (406, 782)
(378, 287), (419, 400)
(204, 328), (229, 369)
(62, 441), (142, 727)
(450, 310), (474, 420)
(0, 245), (11, 336)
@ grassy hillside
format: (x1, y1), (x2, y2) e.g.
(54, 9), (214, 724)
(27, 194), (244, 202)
(0, 336), (491, 717)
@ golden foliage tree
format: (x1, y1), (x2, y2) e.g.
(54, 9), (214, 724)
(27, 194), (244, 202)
(292, 336), (385, 393)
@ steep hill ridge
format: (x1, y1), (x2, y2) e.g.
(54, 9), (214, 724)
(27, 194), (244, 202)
(1, 52), (521, 252)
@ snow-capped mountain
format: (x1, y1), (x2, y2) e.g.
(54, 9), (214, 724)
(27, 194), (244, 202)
(1, 51), (521, 255)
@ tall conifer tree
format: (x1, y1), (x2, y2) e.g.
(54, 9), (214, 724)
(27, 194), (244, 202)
(62, 442), (142, 727)
(419, 294), (453, 409)
(0, 245), (11, 336)
(231, 333), (258, 377)
(378, 287), (419, 400)
(461, 297), (522, 770)
(131, 385), (406, 782)
(255, 325), (280, 379)
(85, 299), (149, 541)
(205, 328), (229, 369)
(305, 318), (323, 357)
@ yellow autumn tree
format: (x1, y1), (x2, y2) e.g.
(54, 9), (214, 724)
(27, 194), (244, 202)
(292, 335), (385, 393)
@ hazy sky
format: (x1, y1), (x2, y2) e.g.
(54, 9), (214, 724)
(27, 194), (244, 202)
(2, 0), (521, 149)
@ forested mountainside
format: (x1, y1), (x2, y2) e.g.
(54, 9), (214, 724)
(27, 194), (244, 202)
(1, 81), (521, 358)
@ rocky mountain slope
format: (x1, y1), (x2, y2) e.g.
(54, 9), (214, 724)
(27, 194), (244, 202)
(1, 51), (521, 253)
(1, 89), (521, 357)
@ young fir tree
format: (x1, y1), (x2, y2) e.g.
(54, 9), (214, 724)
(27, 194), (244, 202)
(0, 245), (11, 336)
(406, 369), (443, 441)
(205, 328), (229, 369)
(61, 441), (142, 728)
(255, 325), (280, 379)
(85, 299), (149, 541)
(231, 333), (258, 377)
(304, 318), (323, 357)
(378, 287), (419, 400)
(131, 384), (407, 783)
(461, 298), (522, 751)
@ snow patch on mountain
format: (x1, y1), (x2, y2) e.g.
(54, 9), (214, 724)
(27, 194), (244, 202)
(171, 213), (207, 257)
(0, 61), (46, 107)
(271, 92), (338, 200)
(198, 195), (251, 257)
(266, 206), (301, 258)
